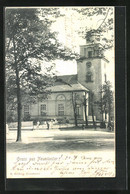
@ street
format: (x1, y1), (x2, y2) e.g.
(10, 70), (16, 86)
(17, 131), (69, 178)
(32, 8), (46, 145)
(6, 128), (115, 153)
(6, 128), (115, 178)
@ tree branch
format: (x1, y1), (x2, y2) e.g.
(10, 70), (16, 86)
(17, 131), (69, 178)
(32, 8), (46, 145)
(6, 38), (12, 53)
(97, 8), (110, 30)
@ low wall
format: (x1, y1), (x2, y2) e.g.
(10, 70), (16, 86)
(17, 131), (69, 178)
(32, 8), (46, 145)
(8, 121), (34, 130)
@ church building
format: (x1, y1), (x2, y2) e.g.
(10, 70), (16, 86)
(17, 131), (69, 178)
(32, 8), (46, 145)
(23, 33), (109, 124)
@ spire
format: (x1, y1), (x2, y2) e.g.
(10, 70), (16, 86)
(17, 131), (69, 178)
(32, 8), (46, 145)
(80, 30), (104, 58)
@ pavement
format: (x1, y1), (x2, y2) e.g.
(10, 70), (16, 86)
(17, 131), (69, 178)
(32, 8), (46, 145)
(6, 128), (115, 153)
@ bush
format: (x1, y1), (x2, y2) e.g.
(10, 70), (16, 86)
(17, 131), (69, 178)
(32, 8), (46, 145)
(33, 118), (39, 125)
(57, 119), (65, 124)
(66, 119), (69, 123)
(23, 114), (31, 121)
(7, 115), (14, 123)
(6, 112), (17, 122)
(100, 121), (106, 128)
(108, 122), (114, 131)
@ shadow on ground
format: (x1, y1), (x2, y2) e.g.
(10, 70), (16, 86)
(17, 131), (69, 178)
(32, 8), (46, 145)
(7, 132), (114, 153)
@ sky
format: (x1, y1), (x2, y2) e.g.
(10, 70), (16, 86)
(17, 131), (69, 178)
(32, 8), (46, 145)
(7, 7), (114, 81)
(49, 7), (114, 81)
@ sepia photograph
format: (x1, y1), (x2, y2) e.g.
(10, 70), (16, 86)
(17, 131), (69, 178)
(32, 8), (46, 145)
(5, 6), (115, 178)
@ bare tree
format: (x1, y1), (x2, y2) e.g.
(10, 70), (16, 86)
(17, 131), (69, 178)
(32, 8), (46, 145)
(72, 92), (78, 127)
(82, 93), (88, 127)
(102, 81), (114, 127)
(90, 92), (96, 129)
(97, 81), (114, 129)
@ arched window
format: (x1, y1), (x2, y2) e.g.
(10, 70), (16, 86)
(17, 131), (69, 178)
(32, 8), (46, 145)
(56, 94), (66, 116)
(86, 71), (93, 82)
(88, 51), (92, 58)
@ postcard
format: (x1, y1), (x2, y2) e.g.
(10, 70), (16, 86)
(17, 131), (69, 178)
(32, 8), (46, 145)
(5, 6), (116, 179)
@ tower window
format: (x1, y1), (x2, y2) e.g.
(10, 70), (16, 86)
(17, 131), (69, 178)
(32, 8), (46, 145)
(86, 72), (93, 82)
(86, 62), (92, 68)
(86, 75), (92, 82)
(88, 51), (92, 58)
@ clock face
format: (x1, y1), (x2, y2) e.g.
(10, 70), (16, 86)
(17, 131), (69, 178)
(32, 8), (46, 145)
(86, 62), (92, 68)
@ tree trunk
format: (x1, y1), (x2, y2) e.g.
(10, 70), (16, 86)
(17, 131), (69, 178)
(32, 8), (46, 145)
(72, 92), (77, 127)
(91, 93), (96, 129)
(74, 112), (78, 127)
(101, 112), (104, 122)
(13, 36), (22, 142)
(108, 103), (111, 124)
(84, 94), (88, 127)
(16, 68), (22, 142)
(84, 104), (88, 127)
(91, 105), (96, 129)
(101, 96), (104, 122)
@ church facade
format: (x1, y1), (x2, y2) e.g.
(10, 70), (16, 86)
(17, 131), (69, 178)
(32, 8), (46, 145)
(22, 35), (110, 123)
(23, 75), (89, 124)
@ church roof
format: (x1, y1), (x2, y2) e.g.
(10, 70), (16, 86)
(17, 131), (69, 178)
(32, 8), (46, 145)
(48, 74), (89, 93)
(49, 83), (89, 92)
(55, 74), (78, 85)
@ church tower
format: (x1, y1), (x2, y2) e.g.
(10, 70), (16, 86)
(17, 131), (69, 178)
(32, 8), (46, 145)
(77, 32), (109, 120)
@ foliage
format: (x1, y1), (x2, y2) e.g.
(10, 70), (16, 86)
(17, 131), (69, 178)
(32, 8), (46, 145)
(6, 110), (18, 123)
(23, 114), (31, 121)
(71, 92), (88, 127)
(5, 8), (77, 96)
(97, 81), (114, 123)
(102, 81), (113, 122)
(74, 7), (114, 49)
(5, 8), (77, 141)
(97, 85), (105, 122)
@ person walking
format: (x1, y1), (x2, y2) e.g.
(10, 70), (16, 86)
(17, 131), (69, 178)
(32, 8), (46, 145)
(46, 121), (50, 130)
(50, 119), (53, 129)
(37, 121), (40, 130)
